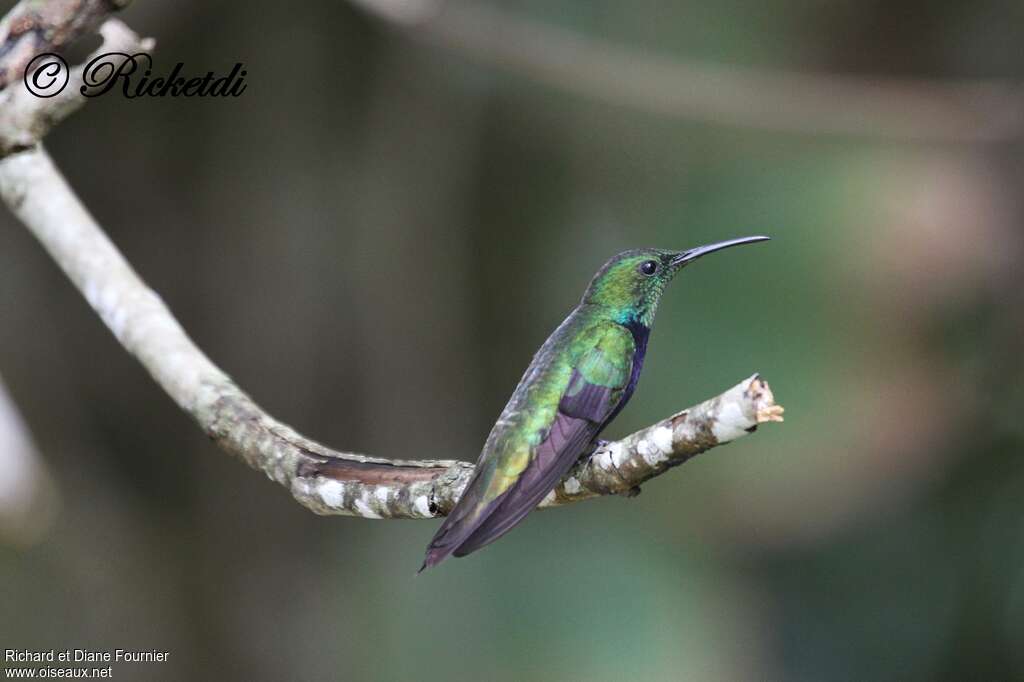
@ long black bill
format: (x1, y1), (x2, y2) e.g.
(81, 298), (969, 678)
(671, 235), (771, 266)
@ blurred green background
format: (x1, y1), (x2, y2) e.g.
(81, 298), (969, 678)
(1, 0), (1022, 679)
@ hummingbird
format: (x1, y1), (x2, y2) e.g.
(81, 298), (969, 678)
(420, 236), (770, 571)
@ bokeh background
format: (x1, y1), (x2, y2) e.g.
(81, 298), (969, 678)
(2, 0), (1023, 679)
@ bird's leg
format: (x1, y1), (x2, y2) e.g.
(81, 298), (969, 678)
(577, 439), (610, 464)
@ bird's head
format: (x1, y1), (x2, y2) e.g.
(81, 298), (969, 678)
(581, 236), (770, 326)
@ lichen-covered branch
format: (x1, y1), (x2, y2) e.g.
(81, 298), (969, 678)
(294, 374), (783, 518)
(0, 3), (784, 523)
(549, 375), (784, 505)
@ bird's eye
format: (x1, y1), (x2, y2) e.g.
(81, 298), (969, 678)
(639, 260), (659, 276)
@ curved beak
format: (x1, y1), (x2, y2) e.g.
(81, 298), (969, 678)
(671, 235), (771, 266)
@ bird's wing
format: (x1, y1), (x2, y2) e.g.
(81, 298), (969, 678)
(422, 321), (634, 568)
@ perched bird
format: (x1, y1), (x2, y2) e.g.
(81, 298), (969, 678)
(421, 236), (770, 571)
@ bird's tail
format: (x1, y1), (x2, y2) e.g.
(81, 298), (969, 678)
(418, 496), (490, 572)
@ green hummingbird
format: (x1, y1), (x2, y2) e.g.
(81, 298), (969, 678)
(421, 236), (770, 570)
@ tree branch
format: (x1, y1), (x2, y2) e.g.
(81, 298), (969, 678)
(296, 374), (782, 517)
(351, 0), (1024, 143)
(0, 18), (155, 156)
(0, 4), (783, 522)
(0, 0), (132, 91)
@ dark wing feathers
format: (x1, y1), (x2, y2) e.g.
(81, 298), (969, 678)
(452, 412), (597, 557)
(558, 369), (616, 422)
(421, 320), (634, 570)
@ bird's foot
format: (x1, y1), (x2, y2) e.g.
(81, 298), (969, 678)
(578, 439), (611, 464)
